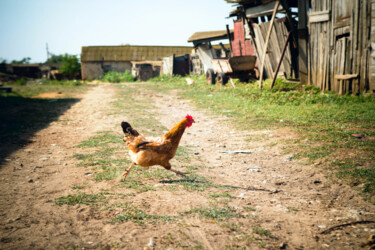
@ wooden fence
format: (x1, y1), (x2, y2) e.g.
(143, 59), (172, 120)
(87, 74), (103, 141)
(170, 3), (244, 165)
(252, 19), (293, 79)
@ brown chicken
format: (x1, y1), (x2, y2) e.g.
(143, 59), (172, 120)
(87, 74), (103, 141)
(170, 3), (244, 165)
(120, 115), (195, 181)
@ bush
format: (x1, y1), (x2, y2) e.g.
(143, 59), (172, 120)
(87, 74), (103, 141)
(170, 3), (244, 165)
(101, 70), (135, 83)
(14, 78), (28, 86)
(59, 54), (81, 79)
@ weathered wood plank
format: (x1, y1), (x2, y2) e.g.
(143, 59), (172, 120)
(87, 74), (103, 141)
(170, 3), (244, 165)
(334, 74), (359, 80)
(309, 10), (330, 23)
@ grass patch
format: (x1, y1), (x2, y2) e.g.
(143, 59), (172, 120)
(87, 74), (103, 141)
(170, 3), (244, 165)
(209, 192), (234, 199)
(252, 226), (272, 237)
(145, 75), (375, 200)
(56, 192), (106, 206)
(76, 131), (122, 148)
(181, 206), (240, 221)
(108, 202), (174, 224)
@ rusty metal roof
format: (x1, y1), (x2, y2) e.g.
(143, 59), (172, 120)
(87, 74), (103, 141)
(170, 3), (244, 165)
(81, 45), (193, 62)
(187, 30), (233, 43)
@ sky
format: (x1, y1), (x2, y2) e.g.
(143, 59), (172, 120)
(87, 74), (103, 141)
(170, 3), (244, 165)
(0, 0), (236, 63)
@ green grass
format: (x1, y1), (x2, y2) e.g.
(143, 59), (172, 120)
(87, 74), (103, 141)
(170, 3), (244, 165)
(145, 75), (375, 201)
(180, 206), (241, 221)
(55, 192), (107, 206)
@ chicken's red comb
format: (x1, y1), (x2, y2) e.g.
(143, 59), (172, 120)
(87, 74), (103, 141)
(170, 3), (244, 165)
(186, 114), (194, 121)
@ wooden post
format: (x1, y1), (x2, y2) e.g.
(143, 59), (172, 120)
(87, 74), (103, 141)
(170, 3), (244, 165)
(271, 31), (292, 89)
(258, 0), (279, 89)
(226, 24), (233, 57)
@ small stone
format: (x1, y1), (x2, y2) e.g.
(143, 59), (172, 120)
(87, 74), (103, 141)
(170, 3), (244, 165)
(318, 225), (327, 229)
(238, 193), (245, 198)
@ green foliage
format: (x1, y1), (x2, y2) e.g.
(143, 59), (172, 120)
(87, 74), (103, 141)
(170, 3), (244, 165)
(11, 57), (31, 64)
(14, 78), (28, 86)
(45, 54), (65, 64)
(101, 70), (135, 83)
(59, 54), (81, 79)
(269, 78), (301, 92)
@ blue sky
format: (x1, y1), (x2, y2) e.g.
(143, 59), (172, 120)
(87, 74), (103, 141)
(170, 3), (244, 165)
(0, 0), (235, 63)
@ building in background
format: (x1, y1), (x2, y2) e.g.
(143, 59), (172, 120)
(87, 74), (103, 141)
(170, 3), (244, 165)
(80, 45), (193, 80)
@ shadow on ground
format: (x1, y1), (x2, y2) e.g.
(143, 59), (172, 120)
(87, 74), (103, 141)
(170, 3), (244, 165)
(0, 95), (80, 166)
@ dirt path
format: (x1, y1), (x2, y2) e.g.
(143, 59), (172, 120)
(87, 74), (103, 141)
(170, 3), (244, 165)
(0, 83), (374, 249)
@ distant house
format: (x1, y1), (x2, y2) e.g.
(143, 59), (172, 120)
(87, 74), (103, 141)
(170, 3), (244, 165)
(80, 45), (193, 80)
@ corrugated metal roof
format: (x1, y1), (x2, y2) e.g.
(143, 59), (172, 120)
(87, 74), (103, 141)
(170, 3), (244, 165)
(81, 45), (193, 62)
(188, 30), (233, 42)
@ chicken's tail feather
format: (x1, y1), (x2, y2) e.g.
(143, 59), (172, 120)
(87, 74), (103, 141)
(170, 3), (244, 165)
(136, 141), (150, 148)
(121, 122), (139, 136)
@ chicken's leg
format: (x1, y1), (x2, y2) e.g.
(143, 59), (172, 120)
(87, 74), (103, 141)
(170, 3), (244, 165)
(122, 162), (135, 181)
(169, 168), (186, 176)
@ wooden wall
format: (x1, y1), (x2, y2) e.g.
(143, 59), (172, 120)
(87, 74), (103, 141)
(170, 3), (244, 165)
(309, 0), (373, 94)
(370, 0), (375, 92)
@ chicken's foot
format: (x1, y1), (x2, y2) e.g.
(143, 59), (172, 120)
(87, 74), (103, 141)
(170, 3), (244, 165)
(122, 162), (135, 181)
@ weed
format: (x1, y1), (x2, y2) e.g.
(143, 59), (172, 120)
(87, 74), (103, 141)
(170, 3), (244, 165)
(252, 226), (272, 237)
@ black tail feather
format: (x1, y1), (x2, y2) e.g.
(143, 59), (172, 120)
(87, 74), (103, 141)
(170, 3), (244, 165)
(121, 122), (139, 136)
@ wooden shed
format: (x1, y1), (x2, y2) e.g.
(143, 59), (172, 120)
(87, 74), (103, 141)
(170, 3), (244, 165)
(80, 45), (193, 80)
(226, 0), (375, 94)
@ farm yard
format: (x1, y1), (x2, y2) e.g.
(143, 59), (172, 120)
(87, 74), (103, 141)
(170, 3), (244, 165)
(0, 78), (374, 249)
(1, 0), (375, 248)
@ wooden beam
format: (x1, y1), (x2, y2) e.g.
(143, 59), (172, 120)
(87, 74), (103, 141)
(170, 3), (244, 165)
(334, 74), (359, 80)
(271, 31), (292, 89)
(258, 0), (279, 89)
(226, 24), (233, 57)
(309, 10), (331, 23)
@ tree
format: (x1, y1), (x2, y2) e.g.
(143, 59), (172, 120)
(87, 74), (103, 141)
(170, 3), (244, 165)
(45, 54), (64, 64)
(11, 57), (31, 64)
(59, 54), (81, 79)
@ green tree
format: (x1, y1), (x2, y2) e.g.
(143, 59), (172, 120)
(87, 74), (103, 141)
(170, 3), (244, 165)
(11, 57), (31, 64)
(45, 54), (65, 64)
(59, 54), (81, 79)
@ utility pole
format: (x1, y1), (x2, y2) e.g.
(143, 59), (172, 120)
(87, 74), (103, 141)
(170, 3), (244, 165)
(46, 43), (50, 61)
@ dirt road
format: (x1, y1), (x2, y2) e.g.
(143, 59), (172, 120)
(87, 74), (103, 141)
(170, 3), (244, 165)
(1, 83), (374, 249)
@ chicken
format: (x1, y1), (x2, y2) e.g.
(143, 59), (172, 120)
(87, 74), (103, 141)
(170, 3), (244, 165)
(120, 114), (195, 181)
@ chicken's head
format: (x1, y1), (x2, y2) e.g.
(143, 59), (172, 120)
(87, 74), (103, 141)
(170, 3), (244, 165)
(185, 114), (195, 127)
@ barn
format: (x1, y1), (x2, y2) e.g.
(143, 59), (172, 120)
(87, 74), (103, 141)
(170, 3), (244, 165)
(226, 0), (375, 94)
(80, 45), (193, 80)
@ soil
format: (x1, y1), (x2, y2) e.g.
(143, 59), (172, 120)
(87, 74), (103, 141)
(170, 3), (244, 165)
(0, 83), (374, 249)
